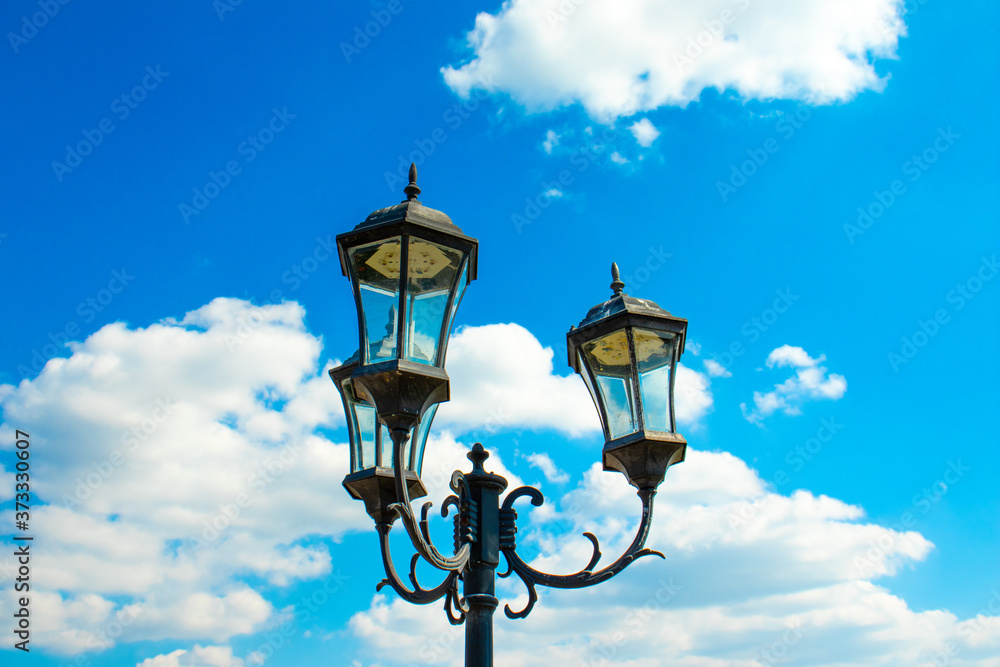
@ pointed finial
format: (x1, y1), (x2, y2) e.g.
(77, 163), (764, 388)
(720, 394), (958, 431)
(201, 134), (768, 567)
(467, 442), (489, 473)
(403, 163), (421, 201)
(610, 262), (625, 295)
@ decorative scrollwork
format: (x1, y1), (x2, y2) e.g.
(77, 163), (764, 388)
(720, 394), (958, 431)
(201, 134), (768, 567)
(387, 429), (471, 572)
(443, 577), (469, 626)
(498, 485), (664, 619)
(375, 522), (459, 605)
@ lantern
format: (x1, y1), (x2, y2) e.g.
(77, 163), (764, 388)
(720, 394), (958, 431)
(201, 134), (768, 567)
(336, 164), (477, 434)
(567, 263), (688, 489)
(330, 353), (438, 524)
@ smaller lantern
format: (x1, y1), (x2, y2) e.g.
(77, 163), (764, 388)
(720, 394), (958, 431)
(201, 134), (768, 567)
(336, 164), (477, 434)
(567, 263), (688, 490)
(330, 353), (438, 524)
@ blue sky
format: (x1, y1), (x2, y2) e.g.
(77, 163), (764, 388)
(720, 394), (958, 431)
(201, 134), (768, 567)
(1, 0), (998, 665)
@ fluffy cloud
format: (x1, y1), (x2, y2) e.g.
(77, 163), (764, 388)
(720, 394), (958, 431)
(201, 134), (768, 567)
(137, 645), (248, 667)
(524, 452), (569, 484)
(629, 118), (660, 147)
(741, 344), (847, 425)
(349, 449), (1000, 666)
(703, 358), (732, 378)
(0, 298), (359, 656)
(438, 323), (714, 436)
(6, 301), (711, 658)
(443, 0), (904, 119)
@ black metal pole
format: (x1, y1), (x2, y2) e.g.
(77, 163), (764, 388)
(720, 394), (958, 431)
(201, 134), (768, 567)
(462, 444), (507, 667)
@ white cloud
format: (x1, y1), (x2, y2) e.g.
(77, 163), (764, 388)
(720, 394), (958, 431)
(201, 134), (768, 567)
(349, 449), (1000, 666)
(541, 129), (559, 153)
(442, 0), (904, 120)
(0, 298), (357, 654)
(741, 345), (846, 425)
(3, 298), (994, 666)
(438, 323), (714, 436)
(524, 452), (570, 484)
(137, 645), (247, 667)
(629, 118), (660, 147)
(9, 304), (714, 656)
(703, 358), (731, 378)
(609, 151), (628, 165)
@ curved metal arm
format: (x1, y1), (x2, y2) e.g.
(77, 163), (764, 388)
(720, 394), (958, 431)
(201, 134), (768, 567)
(375, 522), (461, 605)
(387, 428), (471, 572)
(498, 486), (663, 619)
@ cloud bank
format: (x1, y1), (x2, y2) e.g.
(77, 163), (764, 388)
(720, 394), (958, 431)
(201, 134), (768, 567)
(443, 0), (905, 119)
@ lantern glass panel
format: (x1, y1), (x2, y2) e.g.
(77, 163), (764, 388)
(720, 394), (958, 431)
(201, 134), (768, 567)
(349, 238), (403, 363)
(442, 260), (469, 354)
(582, 329), (638, 440)
(339, 376), (377, 472)
(634, 329), (677, 433)
(404, 238), (464, 366)
(411, 403), (438, 476)
(339, 373), (438, 475)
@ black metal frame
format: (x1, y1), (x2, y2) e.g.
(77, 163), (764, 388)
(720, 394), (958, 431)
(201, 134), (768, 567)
(335, 170), (688, 666)
(373, 432), (665, 666)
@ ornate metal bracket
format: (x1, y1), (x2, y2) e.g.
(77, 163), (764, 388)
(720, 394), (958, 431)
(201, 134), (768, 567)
(386, 428), (472, 572)
(373, 438), (664, 627)
(497, 486), (663, 619)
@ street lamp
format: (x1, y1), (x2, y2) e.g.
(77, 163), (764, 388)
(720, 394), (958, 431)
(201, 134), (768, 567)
(331, 165), (689, 666)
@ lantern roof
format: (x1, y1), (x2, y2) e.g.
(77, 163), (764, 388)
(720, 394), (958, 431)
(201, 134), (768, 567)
(571, 263), (688, 353)
(337, 163), (478, 281)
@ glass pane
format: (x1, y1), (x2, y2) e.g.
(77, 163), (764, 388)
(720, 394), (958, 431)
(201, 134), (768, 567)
(582, 329), (638, 440)
(576, 350), (605, 435)
(412, 404), (438, 476)
(349, 238), (402, 363)
(635, 329), (676, 433)
(596, 375), (636, 439)
(442, 261), (469, 361)
(404, 238), (463, 366)
(377, 420), (426, 472)
(353, 401), (377, 471)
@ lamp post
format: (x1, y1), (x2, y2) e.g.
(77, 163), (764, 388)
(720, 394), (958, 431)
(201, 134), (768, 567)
(330, 165), (689, 666)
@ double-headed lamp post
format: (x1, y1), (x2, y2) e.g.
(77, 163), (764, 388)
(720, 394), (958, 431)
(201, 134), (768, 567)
(330, 165), (689, 666)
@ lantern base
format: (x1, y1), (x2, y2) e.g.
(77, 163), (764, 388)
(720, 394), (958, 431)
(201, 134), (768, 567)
(343, 467), (428, 525)
(602, 431), (687, 490)
(351, 360), (450, 433)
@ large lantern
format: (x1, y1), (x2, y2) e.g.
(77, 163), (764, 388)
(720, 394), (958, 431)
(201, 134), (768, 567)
(336, 164), (477, 433)
(330, 353), (438, 524)
(567, 263), (688, 490)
